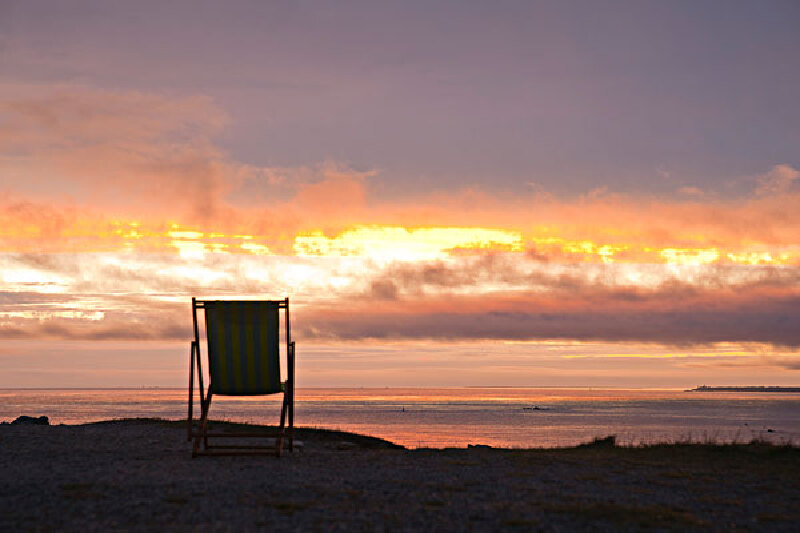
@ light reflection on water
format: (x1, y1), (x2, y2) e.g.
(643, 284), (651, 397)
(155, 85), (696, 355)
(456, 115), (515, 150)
(1, 387), (798, 448)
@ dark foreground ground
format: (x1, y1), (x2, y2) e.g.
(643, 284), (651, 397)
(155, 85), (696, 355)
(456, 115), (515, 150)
(1, 419), (798, 532)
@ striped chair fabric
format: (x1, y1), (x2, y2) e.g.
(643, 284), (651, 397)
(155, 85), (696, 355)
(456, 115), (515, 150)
(204, 301), (282, 395)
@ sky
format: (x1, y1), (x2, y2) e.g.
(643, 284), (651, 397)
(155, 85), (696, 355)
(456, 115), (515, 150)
(1, 0), (799, 387)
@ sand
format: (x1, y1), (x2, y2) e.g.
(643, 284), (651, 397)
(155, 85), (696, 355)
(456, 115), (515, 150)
(1, 419), (798, 531)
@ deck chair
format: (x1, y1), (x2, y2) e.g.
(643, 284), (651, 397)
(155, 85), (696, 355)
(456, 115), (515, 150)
(187, 298), (295, 457)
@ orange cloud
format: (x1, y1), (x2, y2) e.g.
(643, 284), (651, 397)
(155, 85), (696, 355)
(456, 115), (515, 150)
(756, 164), (800, 196)
(2, 86), (800, 353)
(1, 84), (238, 223)
(3, 87), (800, 258)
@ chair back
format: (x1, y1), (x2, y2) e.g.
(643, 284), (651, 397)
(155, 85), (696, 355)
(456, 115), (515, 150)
(203, 300), (283, 395)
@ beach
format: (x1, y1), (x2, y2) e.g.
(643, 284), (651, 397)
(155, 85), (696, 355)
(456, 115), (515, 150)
(1, 419), (798, 531)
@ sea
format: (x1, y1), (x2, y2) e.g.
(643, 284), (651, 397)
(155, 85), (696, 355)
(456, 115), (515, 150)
(2, 387), (799, 449)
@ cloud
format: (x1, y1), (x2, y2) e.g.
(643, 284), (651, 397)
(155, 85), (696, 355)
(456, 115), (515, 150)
(298, 292), (800, 346)
(0, 84), (227, 149)
(361, 256), (800, 298)
(677, 353), (800, 371)
(677, 186), (704, 196)
(0, 242), (799, 347)
(3, 85), (800, 256)
(0, 319), (188, 342)
(0, 82), (382, 248)
(1, 85), (800, 354)
(0, 286), (188, 341)
(0, 84), (237, 222)
(755, 164), (800, 196)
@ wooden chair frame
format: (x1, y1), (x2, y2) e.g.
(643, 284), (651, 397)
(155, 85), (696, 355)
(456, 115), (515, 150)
(187, 297), (295, 457)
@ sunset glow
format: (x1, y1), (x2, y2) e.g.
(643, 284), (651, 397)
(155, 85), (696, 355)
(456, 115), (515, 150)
(1, 1), (798, 388)
(4, 216), (799, 267)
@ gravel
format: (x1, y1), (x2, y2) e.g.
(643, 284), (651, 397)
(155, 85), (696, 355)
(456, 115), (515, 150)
(1, 420), (798, 531)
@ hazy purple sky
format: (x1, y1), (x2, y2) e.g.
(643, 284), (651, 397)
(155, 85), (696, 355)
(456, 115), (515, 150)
(4, 1), (799, 198)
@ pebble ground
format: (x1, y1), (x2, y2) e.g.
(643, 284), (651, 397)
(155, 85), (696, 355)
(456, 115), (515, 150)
(1, 420), (798, 531)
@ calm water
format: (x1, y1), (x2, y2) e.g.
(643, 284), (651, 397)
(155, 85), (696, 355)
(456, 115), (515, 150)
(2, 387), (799, 448)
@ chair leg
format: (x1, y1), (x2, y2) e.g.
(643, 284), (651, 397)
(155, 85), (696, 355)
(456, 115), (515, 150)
(288, 393), (294, 452)
(192, 391), (213, 457)
(202, 391), (212, 449)
(279, 394), (287, 428)
(188, 341), (195, 442)
(191, 418), (204, 457)
(288, 340), (295, 452)
(276, 394), (289, 457)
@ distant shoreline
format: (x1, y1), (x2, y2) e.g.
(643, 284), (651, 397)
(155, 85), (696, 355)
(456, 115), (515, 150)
(686, 385), (800, 393)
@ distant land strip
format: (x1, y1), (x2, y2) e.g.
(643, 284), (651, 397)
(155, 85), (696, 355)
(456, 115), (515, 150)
(686, 385), (800, 393)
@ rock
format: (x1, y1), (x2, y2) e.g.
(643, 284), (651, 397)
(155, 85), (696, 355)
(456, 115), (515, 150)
(577, 435), (617, 448)
(11, 415), (50, 426)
